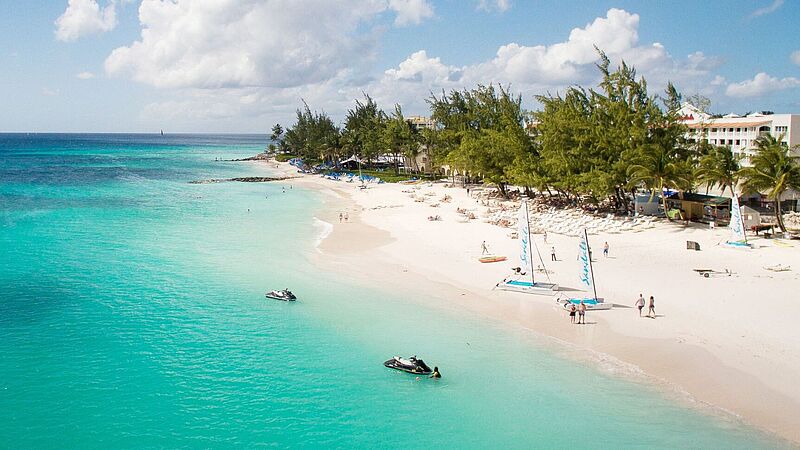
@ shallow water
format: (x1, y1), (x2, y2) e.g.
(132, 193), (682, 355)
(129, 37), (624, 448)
(0, 134), (787, 448)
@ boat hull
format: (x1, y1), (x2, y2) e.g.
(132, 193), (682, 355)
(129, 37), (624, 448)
(559, 297), (612, 310)
(479, 256), (507, 263)
(496, 280), (559, 295)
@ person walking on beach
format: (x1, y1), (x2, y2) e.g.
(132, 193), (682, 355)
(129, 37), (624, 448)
(635, 294), (645, 317)
(603, 241), (609, 257)
(339, 212), (343, 223)
(647, 295), (656, 318)
(481, 241), (489, 255)
(344, 212), (349, 222)
(569, 302), (577, 324)
(550, 246), (556, 261)
(577, 300), (587, 324)
(543, 231), (548, 243)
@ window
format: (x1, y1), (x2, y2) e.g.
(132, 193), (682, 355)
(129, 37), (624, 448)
(711, 128), (717, 132)
(736, 128), (741, 132)
(728, 140), (734, 145)
(735, 140), (740, 145)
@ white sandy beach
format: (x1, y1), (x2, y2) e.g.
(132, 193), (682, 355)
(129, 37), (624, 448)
(271, 162), (800, 444)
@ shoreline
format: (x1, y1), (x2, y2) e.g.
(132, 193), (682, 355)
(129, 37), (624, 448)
(266, 161), (800, 445)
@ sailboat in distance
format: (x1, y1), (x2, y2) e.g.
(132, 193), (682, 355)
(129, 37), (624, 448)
(495, 201), (558, 295)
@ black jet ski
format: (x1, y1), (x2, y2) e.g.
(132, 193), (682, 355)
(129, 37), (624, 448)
(383, 356), (432, 375)
(265, 289), (297, 301)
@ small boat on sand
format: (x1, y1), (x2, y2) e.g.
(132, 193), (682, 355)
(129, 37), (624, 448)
(265, 289), (297, 301)
(383, 356), (432, 375)
(479, 255), (507, 263)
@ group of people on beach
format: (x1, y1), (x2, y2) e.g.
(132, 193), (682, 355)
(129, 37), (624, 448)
(567, 301), (588, 324)
(635, 294), (656, 318)
(338, 212), (349, 222)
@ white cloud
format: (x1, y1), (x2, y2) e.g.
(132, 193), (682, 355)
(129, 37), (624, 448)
(389, 0), (434, 26)
(104, 0), (436, 90)
(76, 71), (95, 79)
(477, 0), (511, 12)
(791, 50), (800, 66)
(55, 0), (117, 42)
(726, 72), (800, 97)
(749, 0), (784, 18)
(129, 8), (727, 131)
(368, 9), (726, 115)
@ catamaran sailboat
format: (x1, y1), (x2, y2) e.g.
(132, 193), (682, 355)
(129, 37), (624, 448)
(724, 195), (750, 248)
(556, 229), (612, 310)
(495, 201), (558, 295)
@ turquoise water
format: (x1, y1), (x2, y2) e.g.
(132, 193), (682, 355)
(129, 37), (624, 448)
(0, 134), (787, 448)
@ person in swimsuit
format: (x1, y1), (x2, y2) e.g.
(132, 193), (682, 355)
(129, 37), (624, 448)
(430, 367), (442, 379)
(648, 295), (656, 318)
(635, 294), (645, 317)
(569, 303), (577, 324)
(603, 241), (609, 257)
(577, 300), (587, 324)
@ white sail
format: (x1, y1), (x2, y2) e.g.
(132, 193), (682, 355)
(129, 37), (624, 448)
(729, 195), (746, 243)
(578, 233), (594, 292)
(518, 202), (532, 271)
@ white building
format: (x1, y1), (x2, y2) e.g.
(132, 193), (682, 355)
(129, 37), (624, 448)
(678, 103), (800, 163)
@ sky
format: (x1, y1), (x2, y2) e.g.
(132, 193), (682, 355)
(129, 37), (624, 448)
(1, 0), (799, 133)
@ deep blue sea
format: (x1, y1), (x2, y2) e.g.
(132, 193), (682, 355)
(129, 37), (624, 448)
(0, 134), (787, 448)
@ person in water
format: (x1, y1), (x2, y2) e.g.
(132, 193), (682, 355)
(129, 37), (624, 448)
(430, 367), (441, 379)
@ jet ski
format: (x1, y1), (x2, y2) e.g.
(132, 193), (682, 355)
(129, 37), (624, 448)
(383, 355), (432, 375)
(265, 289), (297, 301)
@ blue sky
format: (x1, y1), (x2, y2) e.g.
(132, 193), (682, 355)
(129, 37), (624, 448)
(1, 0), (798, 132)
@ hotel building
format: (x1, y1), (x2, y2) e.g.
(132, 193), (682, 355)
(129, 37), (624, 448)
(679, 103), (800, 164)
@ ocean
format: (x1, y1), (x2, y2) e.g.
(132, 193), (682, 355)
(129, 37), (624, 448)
(0, 134), (786, 448)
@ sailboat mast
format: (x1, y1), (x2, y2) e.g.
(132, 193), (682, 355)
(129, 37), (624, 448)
(737, 194), (748, 245)
(525, 201), (535, 286)
(585, 229), (598, 300)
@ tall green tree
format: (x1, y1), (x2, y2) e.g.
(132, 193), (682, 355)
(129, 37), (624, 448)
(383, 105), (415, 174)
(342, 94), (386, 163)
(627, 143), (694, 220)
(696, 146), (741, 196)
(429, 84), (530, 197)
(738, 134), (800, 231)
(282, 102), (340, 162)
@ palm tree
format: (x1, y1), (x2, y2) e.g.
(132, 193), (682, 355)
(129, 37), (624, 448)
(696, 146), (741, 196)
(628, 143), (694, 220)
(738, 133), (800, 232)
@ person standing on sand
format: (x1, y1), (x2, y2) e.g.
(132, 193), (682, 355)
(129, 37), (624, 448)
(543, 231), (548, 243)
(635, 294), (645, 317)
(577, 300), (587, 324)
(550, 246), (556, 261)
(481, 241), (489, 255)
(339, 212), (343, 223)
(603, 241), (609, 257)
(569, 303), (577, 324)
(648, 296), (656, 318)
(344, 212), (349, 222)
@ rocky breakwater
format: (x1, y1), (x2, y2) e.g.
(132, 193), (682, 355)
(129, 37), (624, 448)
(189, 176), (292, 184)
